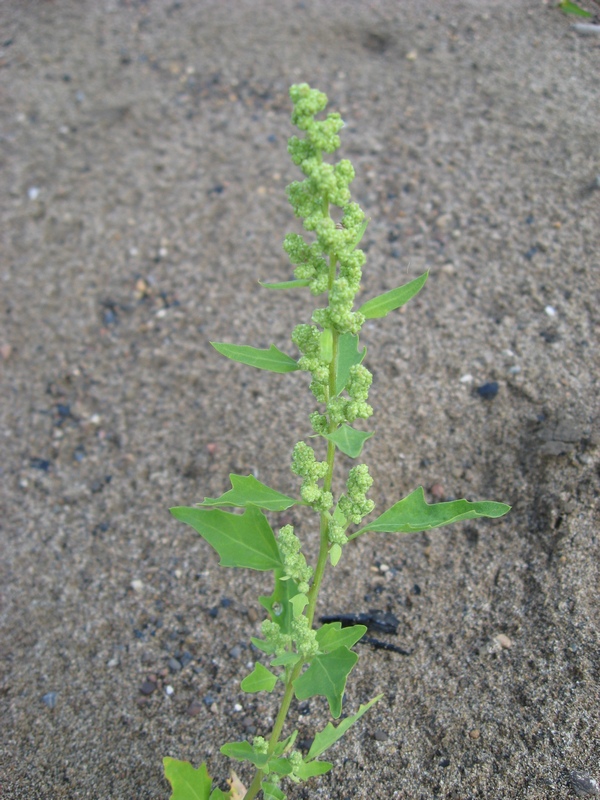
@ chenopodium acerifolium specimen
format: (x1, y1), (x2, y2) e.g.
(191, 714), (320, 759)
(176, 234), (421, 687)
(164, 83), (510, 800)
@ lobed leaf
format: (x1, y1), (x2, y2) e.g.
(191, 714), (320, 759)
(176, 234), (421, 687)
(163, 758), (213, 800)
(320, 425), (373, 458)
(259, 279), (311, 290)
(170, 505), (283, 571)
(306, 695), (383, 761)
(358, 271), (428, 319)
(241, 662), (278, 693)
(293, 646), (358, 718)
(316, 622), (367, 653)
(335, 333), (366, 395)
(211, 342), (299, 373)
(197, 474), (299, 512)
(351, 486), (511, 538)
(262, 782), (286, 800)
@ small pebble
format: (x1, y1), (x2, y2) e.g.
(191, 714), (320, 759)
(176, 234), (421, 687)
(469, 729), (481, 740)
(495, 633), (513, 649)
(131, 579), (144, 592)
(28, 186), (40, 200)
(186, 699), (203, 716)
(139, 680), (156, 695)
(476, 381), (499, 399)
(372, 728), (387, 742)
(0, 343), (12, 360)
(233, 703), (243, 712)
(569, 770), (599, 797)
(42, 692), (58, 709)
(430, 483), (445, 500)
(544, 305), (556, 317)
(229, 646), (242, 659)
(165, 685), (174, 696)
(179, 651), (193, 668)
(247, 607), (258, 623)
(168, 657), (182, 673)
(460, 373), (473, 384)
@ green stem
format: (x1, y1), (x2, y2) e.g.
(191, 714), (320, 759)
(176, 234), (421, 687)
(243, 251), (340, 800)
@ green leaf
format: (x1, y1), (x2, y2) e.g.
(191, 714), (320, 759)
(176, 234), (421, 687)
(335, 333), (366, 395)
(259, 279), (311, 290)
(163, 758), (213, 800)
(209, 790), (230, 800)
(289, 592), (309, 618)
(293, 646), (358, 718)
(259, 571), (300, 637)
(329, 543), (342, 567)
(270, 651), (301, 668)
(358, 271), (428, 319)
(170, 505), (283, 571)
(220, 741), (268, 769)
(316, 622), (367, 653)
(351, 486), (511, 538)
(321, 425), (373, 458)
(197, 474), (299, 512)
(211, 342), (299, 373)
(265, 758), (293, 776)
(306, 695), (383, 761)
(295, 760), (333, 779)
(262, 782), (286, 800)
(241, 662), (278, 693)
(558, 0), (593, 16)
(273, 730), (298, 757)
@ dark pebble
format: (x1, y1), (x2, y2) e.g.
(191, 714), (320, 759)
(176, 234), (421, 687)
(524, 246), (538, 260)
(56, 403), (71, 418)
(220, 597), (233, 608)
(440, 758), (451, 768)
(229, 646), (242, 659)
(569, 771), (599, 797)
(476, 381), (499, 399)
(186, 699), (203, 717)
(203, 693), (216, 707)
(30, 458), (51, 471)
(168, 657), (182, 673)
(103, 308), (117, 325)
(139, 680), (156, 695)
(208, 606), (219, 618)
(179, 651), (193, 668)
(42, 691), (58, 708)
(373, 728), (387, 742)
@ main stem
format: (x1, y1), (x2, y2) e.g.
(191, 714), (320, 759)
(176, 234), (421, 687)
(243, 252), (340, 800)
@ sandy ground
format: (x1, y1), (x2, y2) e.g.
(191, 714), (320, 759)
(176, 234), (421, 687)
(1, 1), (599, 798)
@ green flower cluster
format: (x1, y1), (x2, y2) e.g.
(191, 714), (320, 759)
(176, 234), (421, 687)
(277, 524), (313, 594)
(327, 364), (373, 424)
(338, 464), (375, 525)
(291, 441), (333, 511)
(260, 611), (318, 660)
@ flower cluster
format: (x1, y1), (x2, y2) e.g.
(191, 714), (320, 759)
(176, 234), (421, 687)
(338, 464), (375, 525)
(291, 441), (333, 512)
(326, 364), (373, 424)
(277, 524), (313, 594)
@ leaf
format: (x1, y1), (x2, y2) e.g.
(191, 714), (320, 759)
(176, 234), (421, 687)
(210, 790), (231, 800)
(358, 271), (428, 320)
(259, 571), (300, 637)
(170, 505), (283, 571)
(264, 758), (294, 776)
(211, 342), (299, 373)
(350, 218), (369, 249)
(335, 333), (366, 395)
(558, 0), (593, 16)
(270, 651), (301, 667)
(306, 695), (383, 761)
(220, 742), (268, 769)
(316, 622), (367, 653)
(224, 771), (246, 800)
(321, 425), (373, 458)
(351, 486), (511, 538)
(295, 761), (333, 779)
(259, 279), (311, 290)
(197, 474), (299, 512)
(293, 646), (358, 718)
(262, 782), (286, 800)
(289, 592), (309, 618)
(241, 662), (278, 693)
(163, 758), (213, 800)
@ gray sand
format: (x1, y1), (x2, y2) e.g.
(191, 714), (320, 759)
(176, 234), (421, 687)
(1, 2), (599, 798)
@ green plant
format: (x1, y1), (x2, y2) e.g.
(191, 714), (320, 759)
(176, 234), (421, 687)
(163, 83), (510, 800)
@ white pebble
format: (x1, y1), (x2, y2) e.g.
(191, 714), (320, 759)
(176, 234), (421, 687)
(460, 374), (473, 384)
(544, 305), (556, 317)
(131, 579), (144, 592)
(165, 685), (174, 696)
(28, 187), (40, 200)
(233, 703), (243, 712)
